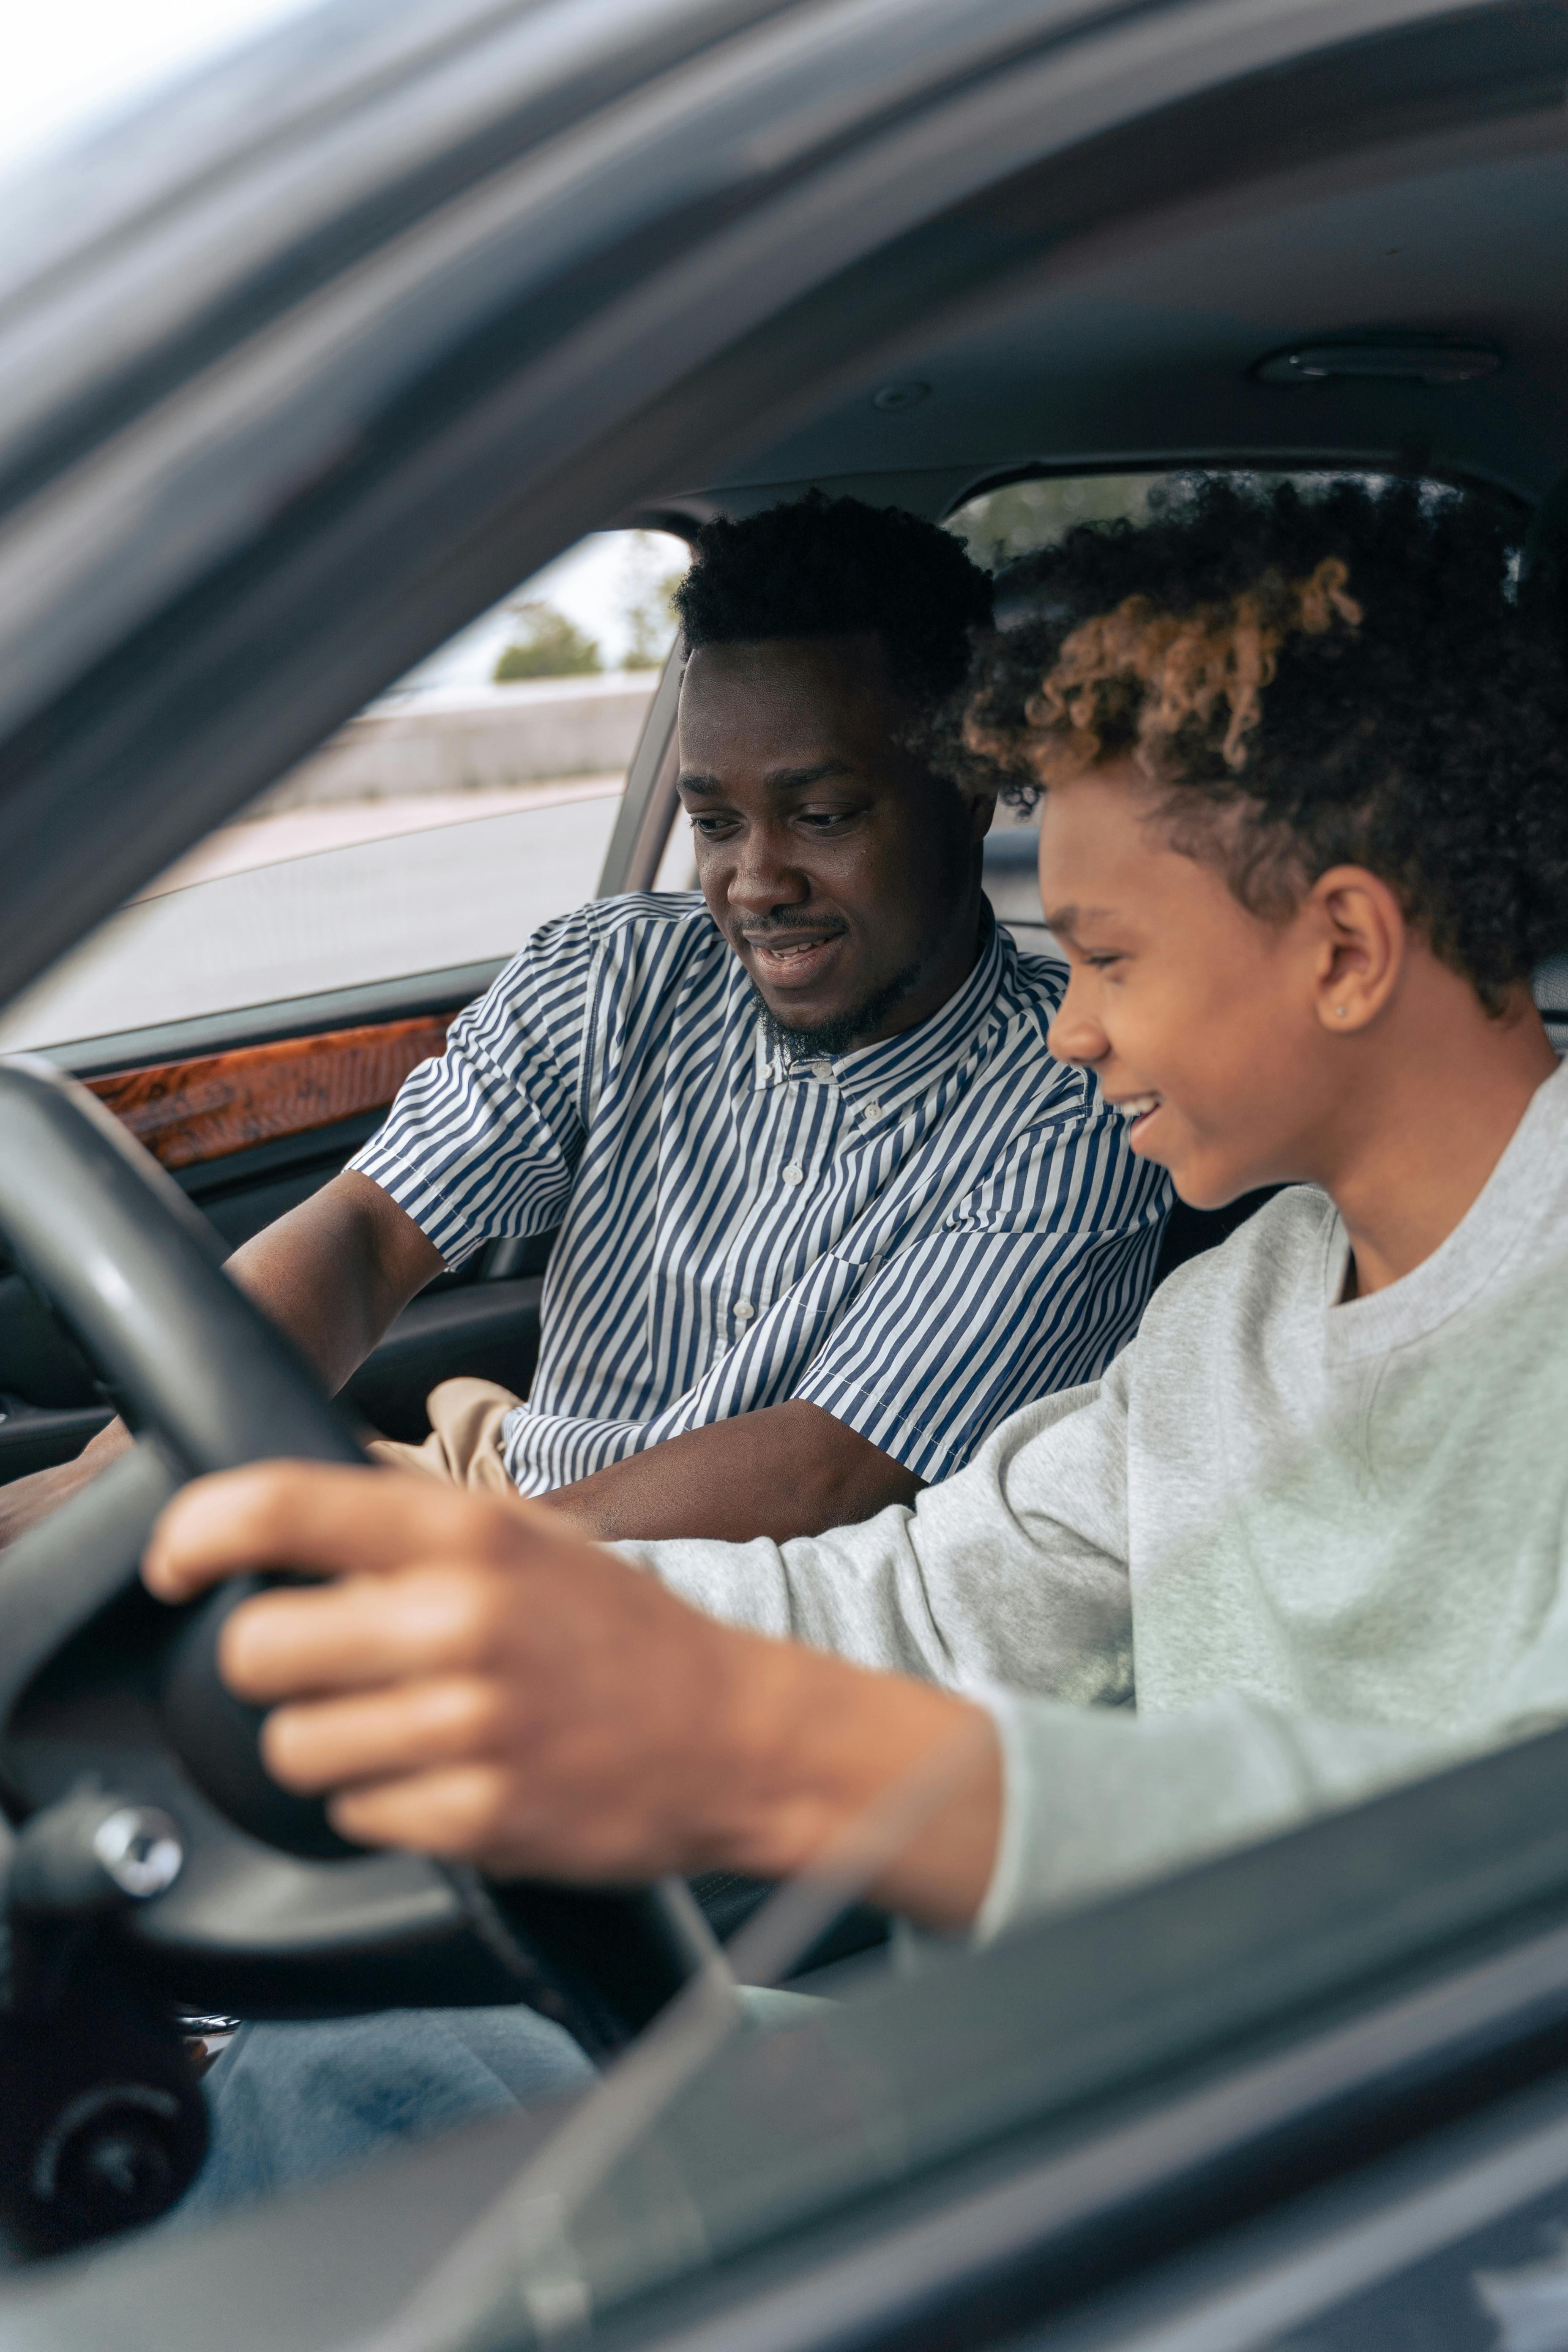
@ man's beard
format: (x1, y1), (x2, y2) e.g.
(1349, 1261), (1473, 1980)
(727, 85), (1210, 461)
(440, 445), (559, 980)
(749, 953), (931, 1064)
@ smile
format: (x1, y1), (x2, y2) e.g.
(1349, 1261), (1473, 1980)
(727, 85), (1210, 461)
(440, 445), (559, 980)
(744, 934), (844, 987)
(1109, 1091), (1163, 1143)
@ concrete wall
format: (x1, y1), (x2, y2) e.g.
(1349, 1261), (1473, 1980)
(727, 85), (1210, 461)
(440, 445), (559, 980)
(258, 674), (659, 810)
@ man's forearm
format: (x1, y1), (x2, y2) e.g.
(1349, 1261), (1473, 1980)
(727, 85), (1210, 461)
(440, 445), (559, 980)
(0, 1172), (443, 1546)
(541, 1399), (922, 1543)
(224, 1170), (444, 1395)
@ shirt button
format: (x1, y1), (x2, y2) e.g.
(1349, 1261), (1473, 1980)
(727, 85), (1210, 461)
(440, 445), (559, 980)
(809, 1061), (833, 1082)
(781, 1162), (805, 1186)
(859, 1101), (882, 1121)
(734, 1299), (755, 1322)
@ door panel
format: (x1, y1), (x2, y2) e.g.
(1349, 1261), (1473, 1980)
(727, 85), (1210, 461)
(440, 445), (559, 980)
(85, 1016), (453, 1172)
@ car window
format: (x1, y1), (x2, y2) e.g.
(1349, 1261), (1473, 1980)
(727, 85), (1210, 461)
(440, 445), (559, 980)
(0, 528), (689, 1052)
(945, 468), (1164, 568)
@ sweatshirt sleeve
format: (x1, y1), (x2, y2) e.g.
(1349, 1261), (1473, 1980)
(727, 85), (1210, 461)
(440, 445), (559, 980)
(617, 1367), (1138, 1705)
(972, 1687), (1495, 1941)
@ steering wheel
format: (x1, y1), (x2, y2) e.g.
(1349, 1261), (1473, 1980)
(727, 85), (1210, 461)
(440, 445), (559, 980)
(0, 1060), (713, 2248)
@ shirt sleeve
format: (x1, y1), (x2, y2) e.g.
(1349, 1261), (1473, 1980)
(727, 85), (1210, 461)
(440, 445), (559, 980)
(791, 1104), (1169, 1482)
(348, 906), (604, 1268)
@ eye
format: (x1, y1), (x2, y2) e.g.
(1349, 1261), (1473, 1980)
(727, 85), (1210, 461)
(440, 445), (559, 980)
(688, 813), (738, 839)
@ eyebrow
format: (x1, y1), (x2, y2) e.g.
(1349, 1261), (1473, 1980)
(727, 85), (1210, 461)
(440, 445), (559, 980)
(677, 761), (855, 798)
(1041, 903), (1117, 941)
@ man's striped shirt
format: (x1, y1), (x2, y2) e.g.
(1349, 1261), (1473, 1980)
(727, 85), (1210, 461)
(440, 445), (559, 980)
(352, 893), (1171, 1494)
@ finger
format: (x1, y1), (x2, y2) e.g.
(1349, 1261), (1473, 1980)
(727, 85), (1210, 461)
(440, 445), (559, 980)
(143, 1461), (566, 1602)
(260, 1677), (514, 1794)
(328, 1767), (688, 1883)
(218, 1566), (514, 1699)
(325, 1763), (520, 1860)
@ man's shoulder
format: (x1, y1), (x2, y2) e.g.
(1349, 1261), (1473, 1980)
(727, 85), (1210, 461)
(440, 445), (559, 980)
(482, 892), (720, 1003)
(989, 940), (1069, 1050)
(1003, 943), (1070, 1012)
(557, 890), (719, 967)
(582, 889), (716, 942)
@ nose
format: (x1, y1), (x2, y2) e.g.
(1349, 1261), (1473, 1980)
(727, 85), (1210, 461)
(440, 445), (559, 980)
(724, 823), (811, 921)
(1046, 970), (1110, 1069)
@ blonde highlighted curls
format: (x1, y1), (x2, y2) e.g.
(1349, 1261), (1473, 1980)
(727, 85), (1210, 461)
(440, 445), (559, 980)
(968, 557), (1362, 784)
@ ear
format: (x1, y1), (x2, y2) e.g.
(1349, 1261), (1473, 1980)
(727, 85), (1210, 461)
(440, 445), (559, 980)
(962, 771), (1001, 842)
(1305, 865), (1408, 1034)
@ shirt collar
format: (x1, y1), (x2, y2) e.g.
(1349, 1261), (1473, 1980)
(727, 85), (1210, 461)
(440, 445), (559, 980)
(750, 907), (1008, 1106)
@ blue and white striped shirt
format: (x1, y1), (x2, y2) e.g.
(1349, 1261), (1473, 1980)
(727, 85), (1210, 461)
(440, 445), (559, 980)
(352, 893), (1170, 1494)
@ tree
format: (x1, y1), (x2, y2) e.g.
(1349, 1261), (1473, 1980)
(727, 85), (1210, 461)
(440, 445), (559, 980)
(493, 601), (602, 680)
(618, 532), (688, 669)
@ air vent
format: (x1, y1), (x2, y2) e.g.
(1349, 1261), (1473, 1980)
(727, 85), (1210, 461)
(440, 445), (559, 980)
(1254, 342), (1502, 387)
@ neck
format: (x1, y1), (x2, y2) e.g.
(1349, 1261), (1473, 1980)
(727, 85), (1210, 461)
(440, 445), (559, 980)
(1317, 977), (1557, 1298)
(857, 885), (989, 1052)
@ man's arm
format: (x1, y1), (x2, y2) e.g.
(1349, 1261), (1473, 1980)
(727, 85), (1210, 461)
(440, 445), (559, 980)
(224, 1169), (446, 1393)
(0, 1172), (443, 1544)
(541, 1401), (921, 1542)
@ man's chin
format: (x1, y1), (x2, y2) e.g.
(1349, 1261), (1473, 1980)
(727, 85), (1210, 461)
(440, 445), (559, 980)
(751, 961), (923, 1062)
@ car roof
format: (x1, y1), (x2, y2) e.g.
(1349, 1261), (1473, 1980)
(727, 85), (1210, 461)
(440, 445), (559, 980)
(0, 0), (1562, 1029)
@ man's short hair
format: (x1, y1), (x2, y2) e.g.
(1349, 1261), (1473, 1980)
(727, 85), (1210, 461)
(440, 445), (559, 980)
(673, 491), (994, 707)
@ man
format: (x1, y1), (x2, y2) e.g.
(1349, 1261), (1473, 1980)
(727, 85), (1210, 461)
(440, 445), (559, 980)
(148, 477), (1568, 2206)
(0, 493), (1166, 1547)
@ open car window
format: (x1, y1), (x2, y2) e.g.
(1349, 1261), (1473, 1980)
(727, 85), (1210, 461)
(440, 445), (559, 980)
(0, 528), (689, 1056)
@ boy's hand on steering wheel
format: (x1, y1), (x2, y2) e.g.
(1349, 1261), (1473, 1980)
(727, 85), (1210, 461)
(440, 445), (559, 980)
(142, 1464), (999, 1928)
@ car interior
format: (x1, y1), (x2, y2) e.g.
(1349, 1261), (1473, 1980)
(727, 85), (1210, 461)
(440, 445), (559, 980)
(6, 0), (1568, 2338)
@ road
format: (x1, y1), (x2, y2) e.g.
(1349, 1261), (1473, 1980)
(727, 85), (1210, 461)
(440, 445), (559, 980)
(0, 781), (626, 1054)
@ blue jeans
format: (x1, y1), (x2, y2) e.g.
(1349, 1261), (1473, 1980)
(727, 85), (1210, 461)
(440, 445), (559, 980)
(176, 2003), (597, 2224)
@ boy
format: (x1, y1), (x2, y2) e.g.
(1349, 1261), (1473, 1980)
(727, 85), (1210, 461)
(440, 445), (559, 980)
(148, 475), (1568, 2196)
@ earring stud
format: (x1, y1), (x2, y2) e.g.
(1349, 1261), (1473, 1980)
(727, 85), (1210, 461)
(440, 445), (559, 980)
(1335, 1006), (1349, 1018)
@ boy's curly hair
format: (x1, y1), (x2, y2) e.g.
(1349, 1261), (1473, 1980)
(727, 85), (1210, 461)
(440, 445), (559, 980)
(952, 475), (1568, 1008)
(674, 489), (993, 708)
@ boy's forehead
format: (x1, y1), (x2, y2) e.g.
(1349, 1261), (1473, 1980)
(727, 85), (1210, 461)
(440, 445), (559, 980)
(1037, 767), (1195, 930)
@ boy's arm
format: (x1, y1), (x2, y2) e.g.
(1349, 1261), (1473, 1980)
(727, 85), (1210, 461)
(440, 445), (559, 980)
(617, 1375), (1134, 1701)
(135, 1459), (1554, 1942)
(0, 1172), (442, 1544)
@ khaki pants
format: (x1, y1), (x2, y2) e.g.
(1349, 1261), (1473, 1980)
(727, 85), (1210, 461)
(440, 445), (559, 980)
(367, 1376), (522, 1496)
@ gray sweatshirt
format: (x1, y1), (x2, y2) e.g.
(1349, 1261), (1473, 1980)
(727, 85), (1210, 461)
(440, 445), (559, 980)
(623, 1060), (1568, 1937)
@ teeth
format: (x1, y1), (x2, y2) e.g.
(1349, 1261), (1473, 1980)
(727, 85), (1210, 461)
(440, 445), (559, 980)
(1117, 1095), (1159, 1119)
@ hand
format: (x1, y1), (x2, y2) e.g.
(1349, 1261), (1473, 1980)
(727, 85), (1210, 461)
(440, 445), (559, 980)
(142, 1465), (1000, 1925)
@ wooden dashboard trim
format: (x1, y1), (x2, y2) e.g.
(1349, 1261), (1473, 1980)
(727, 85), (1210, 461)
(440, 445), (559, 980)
(86, 1014), (453, 1172)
